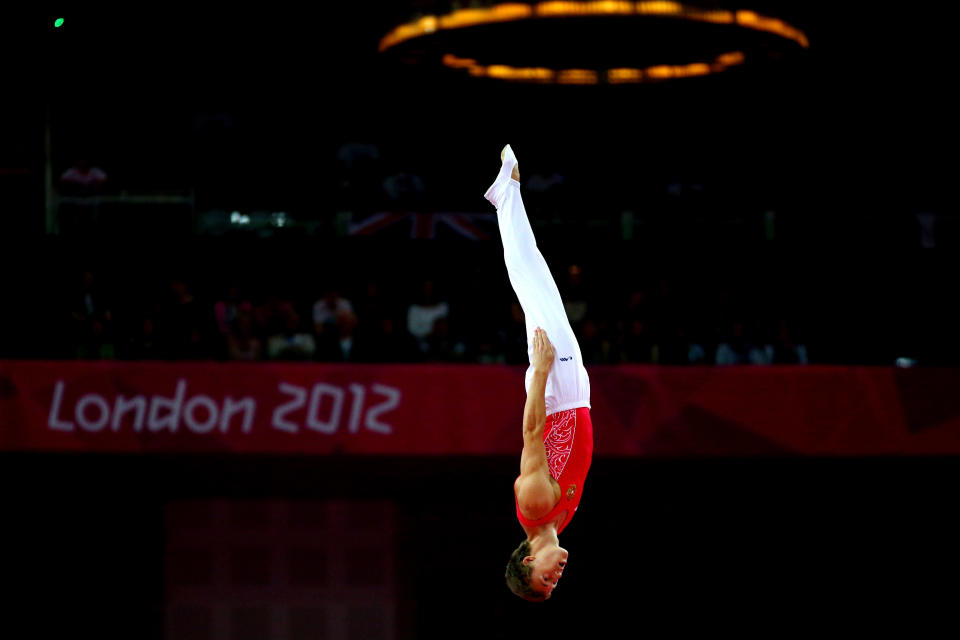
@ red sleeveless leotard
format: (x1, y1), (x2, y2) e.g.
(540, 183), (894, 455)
(515, 407), (594, 535)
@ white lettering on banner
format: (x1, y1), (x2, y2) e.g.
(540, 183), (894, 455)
(272, 382), (307, 433)
(184, 395), (218, 434)
(270, 381), (401, 435)
(76, 394), (110, 432)
(307, 384), (344, 434)
(147, 379), (186, 433)
(112, 395), (146, 432)
(347, 384), (365, 433)
(46, 379), (258, 435)
(366, 384), (400, 434)
(48, 380), (74, 431)
(220, 397), (256, 434)
(44, 378), (396, 439)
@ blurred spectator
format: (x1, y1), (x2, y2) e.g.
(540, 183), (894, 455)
(623, 319), (654, 363)
(580, 319), (615, 364)
(254, 292), (294, 338)
(316, 309), (359, 362)
(59, 157), (108, 196)
(226, 312), (263, 361)
(715, 320), (770, 365)
(622, 289), (652, 363)
(563, 265), (589, 332)
(407, 280), (449, 355)
(156, 277), (211, 360)
(655, 325), (706, 365)
(475, 331), (507, 364)
(770, 318), (809, 364)
(69, 270), (114, 359)
(742, 319), (776, 365)
(715, 321), (748, 365)
(748, 346), (774, 365)
(266, 308), (316, 361)
(214, 282), (252, 337)
(648, 277), (680, 354)
(313, 286), (359, 361)
(313, 287), (355, 336)
(214, 283), (252, 357)
(41, 247), (832, 366)
(354, 280), (389, 334)
(353, 315), (420, 363)
(747, 318), (776, 365)
(336, 311), (360, 361)
(123, 315), (162, 360)
(382, 162), (426, 208)
(686, 326), (708, 365)
(501, 302), (529, 365)
(426, 316), (467, 362)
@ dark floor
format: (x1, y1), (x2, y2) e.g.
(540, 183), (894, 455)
(5, 453), (958, 638)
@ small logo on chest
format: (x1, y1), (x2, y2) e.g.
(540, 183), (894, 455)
(566, 484), (577, 500)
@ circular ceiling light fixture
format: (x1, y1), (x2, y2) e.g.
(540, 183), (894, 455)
(379, 2), (809, 84)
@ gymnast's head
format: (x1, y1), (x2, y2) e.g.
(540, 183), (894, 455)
(505, 539), (568, 601)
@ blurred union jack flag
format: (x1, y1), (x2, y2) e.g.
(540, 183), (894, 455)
(348, 212), (496, 240)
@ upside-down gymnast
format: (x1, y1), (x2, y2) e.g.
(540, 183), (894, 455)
(485, 144), (594, 601)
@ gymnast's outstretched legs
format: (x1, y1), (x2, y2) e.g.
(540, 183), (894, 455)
(484, 144), (591, 415)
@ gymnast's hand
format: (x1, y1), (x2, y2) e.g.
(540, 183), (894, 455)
(531, 327), (555, 374)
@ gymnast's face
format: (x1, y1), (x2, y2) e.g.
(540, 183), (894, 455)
(524, 545), (568, 598)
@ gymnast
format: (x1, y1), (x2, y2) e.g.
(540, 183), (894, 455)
(485, 145), (594, 601)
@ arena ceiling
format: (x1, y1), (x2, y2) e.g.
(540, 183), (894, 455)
(6, 3), (953, 206)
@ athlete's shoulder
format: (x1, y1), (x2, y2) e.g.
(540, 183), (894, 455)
(515, 475), (561, 520)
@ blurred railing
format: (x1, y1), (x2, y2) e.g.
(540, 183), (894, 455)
(53, 191), (196, 235)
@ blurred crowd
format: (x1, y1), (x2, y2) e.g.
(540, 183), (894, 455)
(46, 139), (816, 367)
(62, 266), (808, 366)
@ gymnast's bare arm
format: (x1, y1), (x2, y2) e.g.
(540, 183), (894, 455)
(515, 328), (559, 517)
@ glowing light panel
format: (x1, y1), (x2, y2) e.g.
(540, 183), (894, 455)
(380, 2), (809, 52)
(442, 50), (746, 84)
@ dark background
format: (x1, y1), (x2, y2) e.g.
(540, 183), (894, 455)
(8, 453), (959, 637)
(2, 3), (958, 637)
(1, 2), (956, 365)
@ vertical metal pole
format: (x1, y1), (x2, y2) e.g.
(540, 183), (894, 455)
(44, 101), (58, 234)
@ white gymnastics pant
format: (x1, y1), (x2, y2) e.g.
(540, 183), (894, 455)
(484, 144), (591, 416)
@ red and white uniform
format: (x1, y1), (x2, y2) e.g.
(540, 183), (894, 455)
(514, 407), (593, 534)
(484, 144), (594, 534)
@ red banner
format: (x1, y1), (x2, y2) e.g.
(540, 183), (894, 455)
(2, 361), (960, 456)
